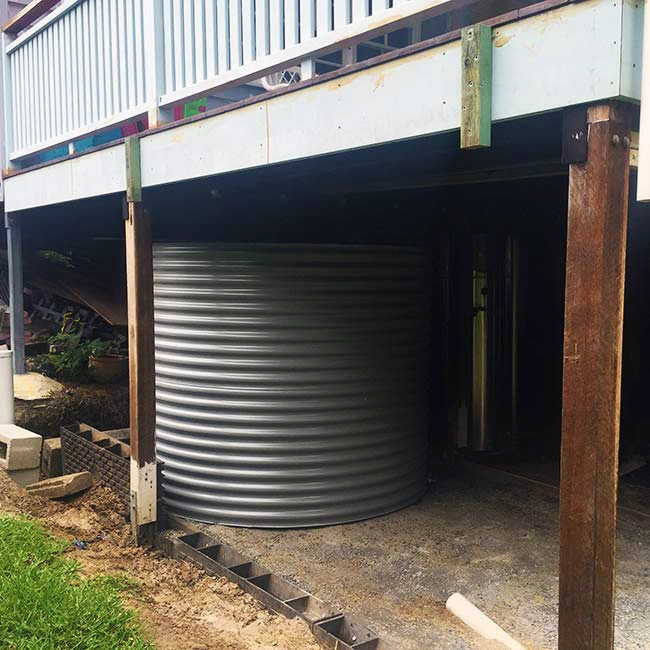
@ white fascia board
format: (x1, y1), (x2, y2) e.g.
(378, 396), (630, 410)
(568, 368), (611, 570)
(4, 143), (125, 212)
(142, 0), (626, 188)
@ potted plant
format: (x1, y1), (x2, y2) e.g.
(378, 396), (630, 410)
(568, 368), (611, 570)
(87, 335), (128, 384)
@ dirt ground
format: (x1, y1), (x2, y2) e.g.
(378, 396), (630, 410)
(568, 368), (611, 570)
(200, 465), (650, 650)
(0, 471), (320, 650)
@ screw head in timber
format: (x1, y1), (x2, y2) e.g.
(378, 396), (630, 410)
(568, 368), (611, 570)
(623, 136), (631, 149)
(612, 134), (621, 146)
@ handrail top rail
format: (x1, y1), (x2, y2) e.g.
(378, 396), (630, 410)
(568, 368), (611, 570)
(3, 0), (60, 35)
(3, 0), (480, 53)
(4, 0), (81, 51)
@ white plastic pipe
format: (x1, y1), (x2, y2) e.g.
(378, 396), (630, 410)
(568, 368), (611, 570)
(0, 349), (15, 424)
(446, 593), (526, 650)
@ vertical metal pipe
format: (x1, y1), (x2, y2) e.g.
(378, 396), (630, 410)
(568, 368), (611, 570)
(510, 235), (520, 442)
(470, 234), (491, 450)
(5, 214), (24, 375)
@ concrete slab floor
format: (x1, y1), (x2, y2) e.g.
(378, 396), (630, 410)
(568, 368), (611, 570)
(196, 466), (650, 649)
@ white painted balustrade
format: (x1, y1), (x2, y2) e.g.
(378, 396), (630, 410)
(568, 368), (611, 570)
(3, 0), (448, 163)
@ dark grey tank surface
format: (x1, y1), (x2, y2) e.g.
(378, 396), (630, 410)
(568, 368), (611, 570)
(153, 243), (431, 527)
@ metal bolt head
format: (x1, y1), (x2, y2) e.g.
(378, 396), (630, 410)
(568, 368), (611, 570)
(612, 134), (621, 146)
(623, 136), (631, 149)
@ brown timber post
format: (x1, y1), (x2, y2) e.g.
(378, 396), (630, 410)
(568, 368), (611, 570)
(124, 136), (157, 545)
(559, 103), (630, 649)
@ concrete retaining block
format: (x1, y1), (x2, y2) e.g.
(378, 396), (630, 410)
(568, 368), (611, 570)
(41, 438), (63, 478)
(0, 424), (42, 470)
(26, 471), (93, 498)
(7, 467), (40, 487)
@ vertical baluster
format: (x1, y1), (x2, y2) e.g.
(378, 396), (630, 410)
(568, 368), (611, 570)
(70, 10), (80, 133)
(162, 0), (174, 94)
(242, 0), (254, 63)
(52, 22), (62, 142)
(47, 26), (55, 139)
(184, 0), (195, 86)
(117, 0), (128, 112)
(14, 48), (28, 149)
(13, 49), (21, 152)
(77, 8), (85, 131)
(351, 0), (368, 21)
(27, 40), (35, 148)
(144, 0), (171, 126)
(30, 39), (38, 147)
(83, 1), (93, 124)
(205, 0), (218, 76)
(173, 0), (185, 90)
(37, 36), (45, 145)
(125, 0), (136, 109)
(97, 0), (112, 119)
(64, 14), (73, 135)
(43, 31), (51, 141)
(230, 0), (243, 68)
(333, 0), (349, 28)
(255, 0), (269, 58)
(194, 0), (206, 82)
(28, 41), (35, 147)
(108, 0), (120, 116)
(21, 43), (28, 149)
(5, 43), (16, 158)
(299, 0), (314, 42)
(217, 0), (230, 71)
(133, 0), (144, 106)
(316, 0), (331, 36)
(98, 0), (107, 119)
(269, 0), (283, 53)
(284, 0), (298, 47)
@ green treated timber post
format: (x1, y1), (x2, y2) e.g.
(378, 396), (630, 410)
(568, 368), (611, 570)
(460, 24), (493, 150)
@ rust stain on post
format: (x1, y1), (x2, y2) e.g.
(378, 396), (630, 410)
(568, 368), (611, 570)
(559, 104), (630, 650)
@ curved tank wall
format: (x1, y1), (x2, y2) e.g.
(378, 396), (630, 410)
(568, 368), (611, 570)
(153, 243), (432, 527)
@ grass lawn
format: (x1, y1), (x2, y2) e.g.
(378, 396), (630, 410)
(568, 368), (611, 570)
(0, 515), (154, 649)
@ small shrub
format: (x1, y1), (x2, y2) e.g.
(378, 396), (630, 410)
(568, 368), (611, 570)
(32, 330), (124, 381)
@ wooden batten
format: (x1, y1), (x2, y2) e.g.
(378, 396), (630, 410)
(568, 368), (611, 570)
(460, 24), (492, 149)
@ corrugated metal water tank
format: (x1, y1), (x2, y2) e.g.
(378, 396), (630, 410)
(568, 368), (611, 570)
(153, 243), (432, 527)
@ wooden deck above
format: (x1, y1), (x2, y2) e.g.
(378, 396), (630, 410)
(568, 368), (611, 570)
(2, 0), (644, 212)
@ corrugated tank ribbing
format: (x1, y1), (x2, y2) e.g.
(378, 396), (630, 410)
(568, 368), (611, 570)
(153, 243), (432, 527)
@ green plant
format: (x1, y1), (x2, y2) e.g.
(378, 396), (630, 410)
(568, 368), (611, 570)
(32, 330), (125, 381)
(0, 515), (153, 649)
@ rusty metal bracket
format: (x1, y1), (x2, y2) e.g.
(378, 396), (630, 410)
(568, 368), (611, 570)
(561, 106), (588, 165)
